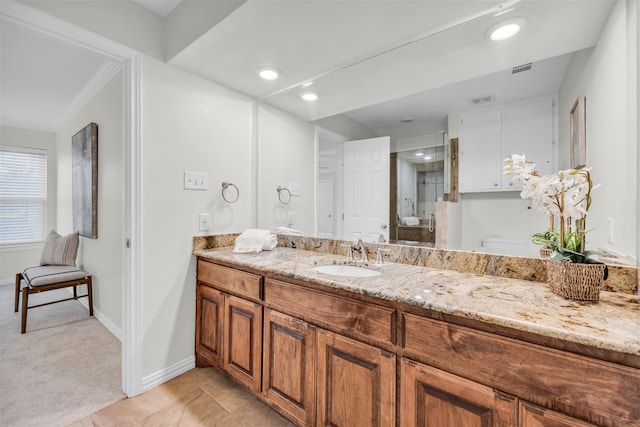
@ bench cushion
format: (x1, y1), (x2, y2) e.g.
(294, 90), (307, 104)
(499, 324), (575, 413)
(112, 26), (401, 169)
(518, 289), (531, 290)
(22, 265), (88, 287)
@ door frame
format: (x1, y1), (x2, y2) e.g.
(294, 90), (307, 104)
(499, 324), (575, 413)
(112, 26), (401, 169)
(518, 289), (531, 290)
(317, 179), (335, 237)
(3, 0), (143, 396)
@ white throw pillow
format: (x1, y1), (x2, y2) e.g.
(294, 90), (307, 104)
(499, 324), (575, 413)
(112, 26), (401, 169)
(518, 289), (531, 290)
(40, 230), (79, 266)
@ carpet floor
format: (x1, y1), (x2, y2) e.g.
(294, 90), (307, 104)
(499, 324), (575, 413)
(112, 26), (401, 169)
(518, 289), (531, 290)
(0, 283), (125, 426)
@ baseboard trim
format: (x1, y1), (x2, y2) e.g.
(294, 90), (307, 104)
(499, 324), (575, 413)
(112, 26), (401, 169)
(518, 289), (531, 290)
(141, 356), (196, 393)
(66, 288), (123, 342)
(0, 278), (14, 286)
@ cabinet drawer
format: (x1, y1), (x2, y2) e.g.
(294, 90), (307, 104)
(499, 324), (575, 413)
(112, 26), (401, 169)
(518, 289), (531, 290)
(402, 313), (640, 426)
(197, 260), (262, 302)
(264, 278), (395, 347)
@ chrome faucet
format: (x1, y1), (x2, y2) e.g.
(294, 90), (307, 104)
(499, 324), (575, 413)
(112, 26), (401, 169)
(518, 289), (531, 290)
(351, 237), (369, 262)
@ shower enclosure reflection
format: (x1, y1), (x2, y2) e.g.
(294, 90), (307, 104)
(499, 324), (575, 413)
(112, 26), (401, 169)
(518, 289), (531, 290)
(390, 137), (446, 246)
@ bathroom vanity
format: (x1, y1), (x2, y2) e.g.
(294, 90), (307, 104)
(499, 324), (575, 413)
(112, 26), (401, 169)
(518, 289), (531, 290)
(193, 243), (639, 427)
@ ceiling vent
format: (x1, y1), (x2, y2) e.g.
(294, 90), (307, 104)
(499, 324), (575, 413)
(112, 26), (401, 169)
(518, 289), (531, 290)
(469, 95), (494, 105)
(512, 63), (532, 74)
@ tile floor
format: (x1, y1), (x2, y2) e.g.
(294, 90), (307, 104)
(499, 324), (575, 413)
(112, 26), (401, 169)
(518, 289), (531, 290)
(71, 367), (296, 426)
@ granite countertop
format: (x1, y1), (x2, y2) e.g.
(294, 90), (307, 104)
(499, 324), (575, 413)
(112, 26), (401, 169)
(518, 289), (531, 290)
(194, 247), (640, 358)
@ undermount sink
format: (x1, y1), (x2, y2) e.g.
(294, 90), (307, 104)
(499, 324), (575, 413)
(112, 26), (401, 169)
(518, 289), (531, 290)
(312, 264), (381, 278)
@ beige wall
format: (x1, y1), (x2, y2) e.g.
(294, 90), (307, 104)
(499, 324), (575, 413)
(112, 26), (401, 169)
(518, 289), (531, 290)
(139, 55), (256, 380)
(0, 126), (57, 284)
(56, 71), (124, 336)
(137, 57), (318, 384)
(559, 0), (637, 257)
(257, 103), (316, 233)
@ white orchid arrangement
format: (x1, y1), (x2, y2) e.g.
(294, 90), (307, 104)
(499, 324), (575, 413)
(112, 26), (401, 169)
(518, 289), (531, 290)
(504, 154), (600, 263)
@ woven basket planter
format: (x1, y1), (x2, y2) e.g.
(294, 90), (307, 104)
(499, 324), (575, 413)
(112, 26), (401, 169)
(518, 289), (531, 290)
(546, 260), (607, 302)
(539, 247), (552, 259)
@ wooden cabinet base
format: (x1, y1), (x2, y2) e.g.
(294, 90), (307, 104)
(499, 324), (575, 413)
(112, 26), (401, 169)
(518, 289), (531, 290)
(197, 258), (639, 427)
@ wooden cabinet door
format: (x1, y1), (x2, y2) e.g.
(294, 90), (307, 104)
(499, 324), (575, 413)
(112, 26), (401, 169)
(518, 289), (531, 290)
(222, 294), (262, 392)
(317, 329), (395, 427)
(400, 358), (517, 427)
(519, 401), (597, 427)
(195, 285), (224, 368)
(263, 309), (316, 426)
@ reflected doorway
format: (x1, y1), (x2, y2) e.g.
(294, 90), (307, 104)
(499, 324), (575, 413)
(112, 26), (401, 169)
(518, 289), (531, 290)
(390, 143), (445, 245)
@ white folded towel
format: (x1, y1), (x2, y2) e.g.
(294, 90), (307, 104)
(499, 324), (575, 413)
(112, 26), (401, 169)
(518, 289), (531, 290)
(403, 216), (420, 226)
(263, 233), (277, 251)
(234, 229), (278, 253)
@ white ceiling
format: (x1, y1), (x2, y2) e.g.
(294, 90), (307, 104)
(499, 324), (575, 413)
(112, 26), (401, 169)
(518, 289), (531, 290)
(344, 52), (574, 139)
(131, 0), (182, 18)
(0, 16), (119, 131)
(0, 0), (615, 135)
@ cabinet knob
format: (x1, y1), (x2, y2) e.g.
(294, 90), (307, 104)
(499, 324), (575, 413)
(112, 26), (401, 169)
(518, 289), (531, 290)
(494, 183), (499, 187)
(509, 182), (513, 186)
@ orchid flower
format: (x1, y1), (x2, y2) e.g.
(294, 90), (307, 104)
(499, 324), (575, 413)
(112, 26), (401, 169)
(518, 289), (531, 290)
(503, 154), (598, 258)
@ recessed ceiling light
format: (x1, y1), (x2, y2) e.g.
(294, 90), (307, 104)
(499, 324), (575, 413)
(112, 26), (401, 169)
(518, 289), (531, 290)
(424, 155), (432, 160)
(257, 67), (281, 81)
(300, 90), (320, 101)
(486, 17), (527, 41)
(415, 152), (424, 156)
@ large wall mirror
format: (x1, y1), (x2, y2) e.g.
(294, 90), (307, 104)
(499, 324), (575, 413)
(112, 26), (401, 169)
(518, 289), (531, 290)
(258, 0), (637, 267)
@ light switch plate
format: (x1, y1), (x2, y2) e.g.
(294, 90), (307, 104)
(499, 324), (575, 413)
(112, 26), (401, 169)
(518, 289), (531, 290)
(288, 182), (302, 196)
(184, 171), (209, 190)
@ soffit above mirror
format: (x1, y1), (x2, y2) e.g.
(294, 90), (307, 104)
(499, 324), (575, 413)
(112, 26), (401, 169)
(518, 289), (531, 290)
(264, 0), (615, 122)
(166, 0), (615, 123)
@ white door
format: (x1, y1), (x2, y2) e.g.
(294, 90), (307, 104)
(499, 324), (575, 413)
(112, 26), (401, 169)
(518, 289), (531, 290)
(318, 179), (334, 237)
(343, 136), (390, 242)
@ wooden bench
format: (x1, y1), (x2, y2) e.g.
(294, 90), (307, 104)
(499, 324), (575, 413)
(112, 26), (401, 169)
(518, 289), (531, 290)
(15, 266), (93, 334)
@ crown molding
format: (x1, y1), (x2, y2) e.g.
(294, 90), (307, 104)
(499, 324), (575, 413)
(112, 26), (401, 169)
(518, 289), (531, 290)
(53, 61), (123, 130)
(0, 118), (56, 132)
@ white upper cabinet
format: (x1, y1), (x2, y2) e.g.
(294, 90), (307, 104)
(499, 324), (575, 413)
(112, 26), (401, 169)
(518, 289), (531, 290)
(460, 97), (555, 193)
(459, 108), (503, 191)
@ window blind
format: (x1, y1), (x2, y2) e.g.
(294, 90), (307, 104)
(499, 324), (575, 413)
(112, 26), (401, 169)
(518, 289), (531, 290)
(0, 146), (47, 245)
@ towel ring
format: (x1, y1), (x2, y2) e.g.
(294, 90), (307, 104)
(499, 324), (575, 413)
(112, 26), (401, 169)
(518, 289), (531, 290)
(221, 181), (239, 203)
(277, 186), (291, 204)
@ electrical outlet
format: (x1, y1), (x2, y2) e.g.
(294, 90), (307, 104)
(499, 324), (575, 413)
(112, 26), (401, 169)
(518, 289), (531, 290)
(199, 213), (210, 231)
(287, 211), (296, 226)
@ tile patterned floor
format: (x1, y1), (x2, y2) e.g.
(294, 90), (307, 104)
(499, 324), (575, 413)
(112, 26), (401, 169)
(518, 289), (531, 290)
(70, 368), (296, 426)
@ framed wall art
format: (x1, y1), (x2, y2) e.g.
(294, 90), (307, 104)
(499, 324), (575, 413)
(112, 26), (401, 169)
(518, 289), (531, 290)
(72, 122), (98, 239)
(569, 96), (586, 168)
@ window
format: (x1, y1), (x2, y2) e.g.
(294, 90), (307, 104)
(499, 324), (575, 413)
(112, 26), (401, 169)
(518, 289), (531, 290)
(0, 146), (47, 245)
